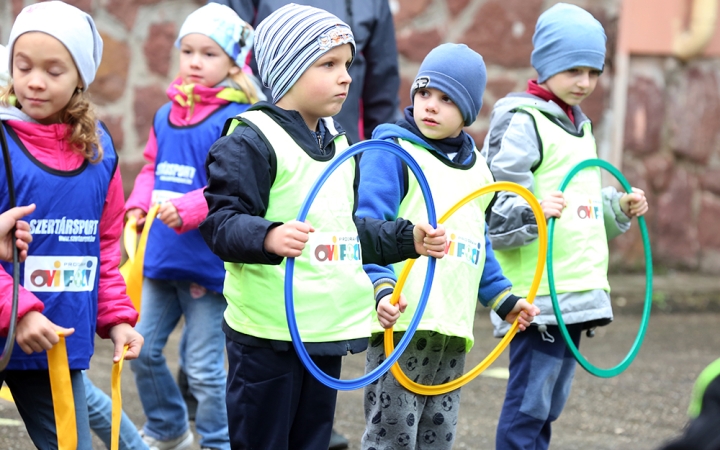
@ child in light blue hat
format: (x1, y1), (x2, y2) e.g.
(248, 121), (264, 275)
(124, 3), (263, 450)
(357, 43), (538, 450)
(481, 4), (649, 449)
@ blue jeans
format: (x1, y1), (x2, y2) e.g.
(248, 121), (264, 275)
(0, 369), (92, 450)
(83, 371), (149, 450)
(130, 278), (229, 450)
(496, 324), (582, 450)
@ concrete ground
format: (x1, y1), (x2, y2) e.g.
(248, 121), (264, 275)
(1, 272), (719, 449)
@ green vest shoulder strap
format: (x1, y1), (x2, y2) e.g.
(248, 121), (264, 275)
(689, 358), (720, 418)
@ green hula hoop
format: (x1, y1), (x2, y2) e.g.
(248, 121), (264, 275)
(548, 158), (652, 378)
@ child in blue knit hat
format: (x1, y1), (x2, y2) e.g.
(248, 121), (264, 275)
(357, 43), (539, 450)
(480, 4), (649, 449)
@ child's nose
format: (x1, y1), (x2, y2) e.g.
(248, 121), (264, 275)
(339, 68), (351, 84)
(577, 73), (590, 88)
(26, 72), (46, 90)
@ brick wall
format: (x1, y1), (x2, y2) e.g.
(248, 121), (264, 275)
(2, 0), (720, 272)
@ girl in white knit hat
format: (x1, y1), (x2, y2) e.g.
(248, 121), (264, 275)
(0, 2), (144, 449)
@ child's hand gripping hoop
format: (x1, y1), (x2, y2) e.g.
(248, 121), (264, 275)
(384, 182), (547, 395)
(548, 159), (652, 378)
(285, 140), (438, 391)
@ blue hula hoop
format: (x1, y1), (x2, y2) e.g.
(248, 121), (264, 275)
(284, 139), (438, 390)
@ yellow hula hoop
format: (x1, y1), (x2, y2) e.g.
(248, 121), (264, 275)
(383, 181), (548, 395)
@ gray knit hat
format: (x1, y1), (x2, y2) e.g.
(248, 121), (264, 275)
(254, 3), (356, 103)
(7, 1), (103, 91)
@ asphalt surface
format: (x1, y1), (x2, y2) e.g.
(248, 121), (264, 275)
(1, 274), (718, 449)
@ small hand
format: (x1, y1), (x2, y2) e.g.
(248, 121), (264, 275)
(413, 223), (447, 258)
(15, 311), (75, 354)
(264, 220), (315, 257)
(0, 204), (35, 263)
(125, 208), (147, 229)
(157, 202), (182, 229)
(504, 299), (539, 331)
(376, 293), (408, 329)
(619, 187), (648, 218)
(108, 323), (144, 362)
(540, 191), (566, 220)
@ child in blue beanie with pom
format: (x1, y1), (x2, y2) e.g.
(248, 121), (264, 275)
(357, 43), (539, 450)
(481, 4), (648, 449)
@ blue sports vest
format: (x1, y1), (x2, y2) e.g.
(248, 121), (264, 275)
(143, 102), (249, 293)
(0, 121), (116, 370)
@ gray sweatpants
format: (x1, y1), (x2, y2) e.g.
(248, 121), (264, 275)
(361, 331), (467, 450)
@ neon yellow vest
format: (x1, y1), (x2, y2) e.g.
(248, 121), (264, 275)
(223, 111), (374, 342)
(375, 138), (494, 350)
(495, 107), (610, 297)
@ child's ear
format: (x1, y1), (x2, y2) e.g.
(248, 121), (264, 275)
(228, 65), (241, 76)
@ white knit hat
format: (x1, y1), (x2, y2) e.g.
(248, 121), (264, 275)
(7, 1), (103, 91)
(176, 3), (254, 68)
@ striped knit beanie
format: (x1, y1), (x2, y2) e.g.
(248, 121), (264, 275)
(254, 3), (356, 103)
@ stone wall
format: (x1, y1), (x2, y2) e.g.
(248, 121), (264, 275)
(1, 0), (720, 272)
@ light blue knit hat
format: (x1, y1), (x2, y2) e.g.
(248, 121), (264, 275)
(531, 3), (606, 83)
(175, 3), (254, 68)
(411, 43), (487, 126)
(254, 3), (356, 103)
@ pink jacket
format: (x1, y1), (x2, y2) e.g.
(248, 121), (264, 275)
(125, 79), (236, 233)
(0, 120), (138, 338)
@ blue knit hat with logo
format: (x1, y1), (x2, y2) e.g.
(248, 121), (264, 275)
(410, 43), (487, 126)
(531, 3), (607, 83)
(254, 3), (356, 103)
(176, 3), (254, 68)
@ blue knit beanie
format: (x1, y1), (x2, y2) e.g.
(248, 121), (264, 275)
(254, 3), (356, 103)
(410, 43), (487, 126)
(531, 3), (606, 83)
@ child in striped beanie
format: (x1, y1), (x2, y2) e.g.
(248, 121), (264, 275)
(199, 3), (447, 450)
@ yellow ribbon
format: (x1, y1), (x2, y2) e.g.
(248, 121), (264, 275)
(47, 334), (76, 450)
(111, 346), (129, 450)
(46, 202), (151, 449)
(120, 204), (160, 315)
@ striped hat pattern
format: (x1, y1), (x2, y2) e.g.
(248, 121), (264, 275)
(254, 3), (356, 103)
